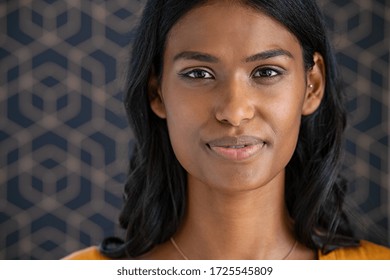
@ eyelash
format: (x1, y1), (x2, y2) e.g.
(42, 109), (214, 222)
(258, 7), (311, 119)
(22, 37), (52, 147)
(179, 69), (214, 79)
(179, 67), (283, 80)
(252, 67), (283, 78)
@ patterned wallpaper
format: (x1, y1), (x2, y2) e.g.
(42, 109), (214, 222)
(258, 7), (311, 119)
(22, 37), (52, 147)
(318, 0), (389, 246)
(0, 0), (388, 259)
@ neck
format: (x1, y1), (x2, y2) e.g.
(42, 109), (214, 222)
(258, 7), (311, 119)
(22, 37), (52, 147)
(174, 172), (296, 259)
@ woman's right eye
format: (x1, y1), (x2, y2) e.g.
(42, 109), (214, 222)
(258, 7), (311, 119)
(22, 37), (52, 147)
(180, 69), (214, 79)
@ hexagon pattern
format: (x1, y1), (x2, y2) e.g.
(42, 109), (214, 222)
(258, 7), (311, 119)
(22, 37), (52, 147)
(318, 0), (389, 246)
(0, 0), (389, 259)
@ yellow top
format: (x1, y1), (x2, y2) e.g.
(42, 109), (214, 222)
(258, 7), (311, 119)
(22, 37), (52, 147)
(63, 240), (390, 260)
(63, 246), (111, 260)
(319, 240), (390, 260)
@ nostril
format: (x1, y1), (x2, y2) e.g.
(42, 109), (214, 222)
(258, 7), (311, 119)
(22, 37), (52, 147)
(215, 107), (255, 127)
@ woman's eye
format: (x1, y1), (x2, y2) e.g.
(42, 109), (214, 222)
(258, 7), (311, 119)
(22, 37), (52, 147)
(253, 68), (280, 78)
(181, 69), (214, 79)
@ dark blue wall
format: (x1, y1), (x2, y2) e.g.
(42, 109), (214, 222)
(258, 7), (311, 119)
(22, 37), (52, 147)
(0, 0), (388, 259)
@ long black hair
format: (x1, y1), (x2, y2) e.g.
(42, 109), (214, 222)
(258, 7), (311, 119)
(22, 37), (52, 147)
(100, 0), (358, 258)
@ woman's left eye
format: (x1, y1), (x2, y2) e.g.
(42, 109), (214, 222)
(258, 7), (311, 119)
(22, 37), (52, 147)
(252, 68), (281, 78)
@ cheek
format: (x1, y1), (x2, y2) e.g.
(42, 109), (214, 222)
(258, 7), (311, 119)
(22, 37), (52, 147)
(277, 103), (303, 132)
(164, 94), (205, 133)
(161, 77), (211, 131)
(266, 87), (306, 159)
(162, 90), (207, 165)
(272, 82), (306, 132)
(277, 112), (301, 148)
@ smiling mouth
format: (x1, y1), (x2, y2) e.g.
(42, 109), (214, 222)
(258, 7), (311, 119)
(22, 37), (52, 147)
(206, 136), (266, 161)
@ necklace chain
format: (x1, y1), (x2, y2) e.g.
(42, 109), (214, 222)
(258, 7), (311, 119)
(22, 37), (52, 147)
(170, 237), (298, 260)
(170, 237), (189, 260)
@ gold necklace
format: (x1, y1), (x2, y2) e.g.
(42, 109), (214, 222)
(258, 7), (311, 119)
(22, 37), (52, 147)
(170, 237), (298, 260)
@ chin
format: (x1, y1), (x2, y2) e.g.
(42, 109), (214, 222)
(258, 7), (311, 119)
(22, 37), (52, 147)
(203, 164), (286, 192)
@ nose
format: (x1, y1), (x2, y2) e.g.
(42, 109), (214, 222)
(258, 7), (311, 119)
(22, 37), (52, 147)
(215, 79), (255, 127)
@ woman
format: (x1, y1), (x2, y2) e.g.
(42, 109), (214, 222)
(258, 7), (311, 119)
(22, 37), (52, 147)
(64, 0), (390, 259)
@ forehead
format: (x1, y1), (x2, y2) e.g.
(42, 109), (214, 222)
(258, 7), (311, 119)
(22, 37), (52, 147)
(165, 1), (301, 60)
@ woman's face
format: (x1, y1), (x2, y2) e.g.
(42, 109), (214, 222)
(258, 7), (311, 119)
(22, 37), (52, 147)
(150, 1), (323, 192)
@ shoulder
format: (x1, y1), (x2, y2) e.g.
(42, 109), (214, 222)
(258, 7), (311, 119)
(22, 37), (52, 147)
(62, 246), (112, 260)
(319, 240), (390, 260)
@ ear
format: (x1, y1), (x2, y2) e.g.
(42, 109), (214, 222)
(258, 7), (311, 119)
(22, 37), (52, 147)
(302, 52), (326, 116)
(148, 70), (167, 119)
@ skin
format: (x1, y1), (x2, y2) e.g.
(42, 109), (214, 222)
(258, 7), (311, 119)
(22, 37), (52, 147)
(147, 0), (325, 260)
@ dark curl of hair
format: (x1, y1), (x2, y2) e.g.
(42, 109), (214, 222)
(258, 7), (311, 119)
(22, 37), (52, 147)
(100, 0), (358, 258)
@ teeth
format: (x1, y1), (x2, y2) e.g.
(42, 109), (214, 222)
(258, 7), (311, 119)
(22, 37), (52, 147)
(228, 145), (246, 149)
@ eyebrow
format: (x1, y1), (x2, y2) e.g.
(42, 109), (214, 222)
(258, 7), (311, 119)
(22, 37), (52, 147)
(173, 51), (219, 63)
(245, 49), (293, 62)
(173, 49), (293, 63)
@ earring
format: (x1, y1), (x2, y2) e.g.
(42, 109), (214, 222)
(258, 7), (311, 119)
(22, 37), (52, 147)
(308, 84), (314, 88)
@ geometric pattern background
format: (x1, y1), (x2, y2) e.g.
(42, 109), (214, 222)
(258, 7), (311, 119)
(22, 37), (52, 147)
(0, 0), (388, 259)
(318, 0), (389, 247)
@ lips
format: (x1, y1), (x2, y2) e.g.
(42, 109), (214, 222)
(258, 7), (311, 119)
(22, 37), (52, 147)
(206, 135), (266, 161)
